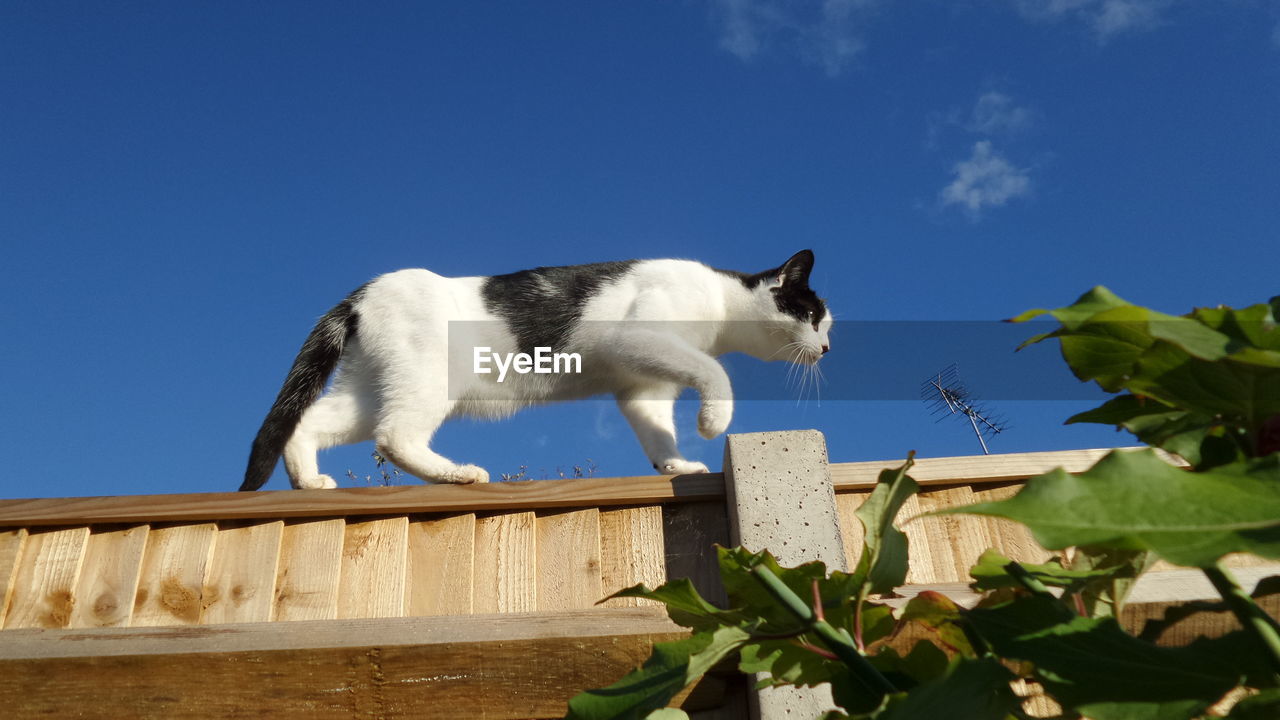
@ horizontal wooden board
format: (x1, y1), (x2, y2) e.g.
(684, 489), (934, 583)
(0, 448), (1176, 528)
(0, 608), (706, 720)
(0, 474), (727, 527)
(830, 447), (1176, 490)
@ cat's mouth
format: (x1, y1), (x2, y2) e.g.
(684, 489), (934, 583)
(772, 340), (825, 366)
(797, 350), (822, 365)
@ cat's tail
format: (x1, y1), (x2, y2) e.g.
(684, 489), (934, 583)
(240, 288), (364, 491)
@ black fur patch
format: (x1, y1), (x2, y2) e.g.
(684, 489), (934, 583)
(481, 261), (638, 352)
(716, 250), (828, 327)
(241, 283), (367, 491)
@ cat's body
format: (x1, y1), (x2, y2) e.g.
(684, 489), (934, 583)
(241, 250), (831, 491)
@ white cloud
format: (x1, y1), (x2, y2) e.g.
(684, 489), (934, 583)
(708, 0), (877, 75)
(713, 0), (778, 61)
(927, 91), (1032, 149)
(966, 91), (1033, 135)
(1013, 0), (1171, 41)
(939, 141), (1032, 217)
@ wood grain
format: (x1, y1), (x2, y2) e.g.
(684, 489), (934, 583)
(132, 523), (217, 627)
(3, 527), (90, 629)
(201, 521), (283, 625)
(535, 508), (603, 611)
(405, 513), (475, 616)
(69, 525), (148, 628)
(273, 518), (344, 622)
(911, 486), (991, 585)
(598, 505), (666, 608)
(0, 528), (28, 624)
(834, 491), (869, 574)
(0, 473), (726, 527)
(899, 493), (938, 585)
(662, 501), (730, 607)
(831, 447), (1178, 490)
(474, 511), (537, 613)
(971, 482), (1052, 565)
(339, 516), (409, 619)
(0, 607), (700, 720)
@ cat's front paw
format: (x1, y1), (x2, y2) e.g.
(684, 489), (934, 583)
(295, 474), (338, 490)
(440, 464), (490, 484)
(655, 459), (709, 475)
(698, 399), (733, 439)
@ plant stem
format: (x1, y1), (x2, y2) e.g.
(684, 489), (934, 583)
(853, 584), (868, 651)
(750, 565), (898, 696)
(1203, 563), (1280, 679)
(1003, 562), (1055, 598)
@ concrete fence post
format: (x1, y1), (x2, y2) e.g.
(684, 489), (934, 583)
(722, 430), (847, 720)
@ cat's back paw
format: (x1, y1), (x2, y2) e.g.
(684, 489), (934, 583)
(294, 474), (339, 490)
(656, 459), (709, 475)
(438, 464), (490, 484)
(697, 399), (732, 439)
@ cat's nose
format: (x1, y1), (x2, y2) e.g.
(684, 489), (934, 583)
(821, 344), (830, 355)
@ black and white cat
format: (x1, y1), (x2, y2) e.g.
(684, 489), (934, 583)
(241, 250), (832, 491)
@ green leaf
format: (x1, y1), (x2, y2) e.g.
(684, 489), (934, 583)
(1068, 546), (1156, 618)
(716, 548), (849, 633)
(1014, 288), (1280, 439)
(606, 579), (741, 631)
(869, 640), (953, 688)
(1065, 394), (1238, 467)
(966, 595), (1242, 720)
(967, 547), (1154, 618)
(1011, 286), (1131, 331)
(1194, 302), (1280, 352)
(898, 591), (974, 656)
(852, 457), (919, 596)
(868, 658), (1017, 720)
(968, 548), (1122, 592)
(941, 449), (1280, 567)
(564, 625), (752, 720)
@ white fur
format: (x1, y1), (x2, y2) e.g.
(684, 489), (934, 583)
(282, 260), (832, 489)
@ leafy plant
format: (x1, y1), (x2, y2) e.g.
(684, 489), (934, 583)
(563, 289), (1280, 720)
(500, 459), (598, 482)
(345, 451), (404, 486)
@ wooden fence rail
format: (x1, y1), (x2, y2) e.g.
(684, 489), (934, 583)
(0, 436), (1274, 720)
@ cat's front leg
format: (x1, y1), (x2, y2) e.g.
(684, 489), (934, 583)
(616, 383), (709, 475)
(697, 398), (733, 440)
(601, 329), (735, 439)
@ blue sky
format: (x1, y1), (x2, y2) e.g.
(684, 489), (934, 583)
(3, 1), (1278, 498)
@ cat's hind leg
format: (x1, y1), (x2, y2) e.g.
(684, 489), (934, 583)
(374, 404), (489, 484)
(283, 381), (377, 489)
(616, 383), (709, 475)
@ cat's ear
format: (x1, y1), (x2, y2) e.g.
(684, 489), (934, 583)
(774, 250), (814, 288)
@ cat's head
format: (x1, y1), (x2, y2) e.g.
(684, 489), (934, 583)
(742, 249), (832, 365)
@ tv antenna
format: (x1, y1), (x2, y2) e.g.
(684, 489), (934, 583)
(922, 364), (1007, 455)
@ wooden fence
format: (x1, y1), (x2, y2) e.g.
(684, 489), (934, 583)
(0, 436), (1275, 719)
